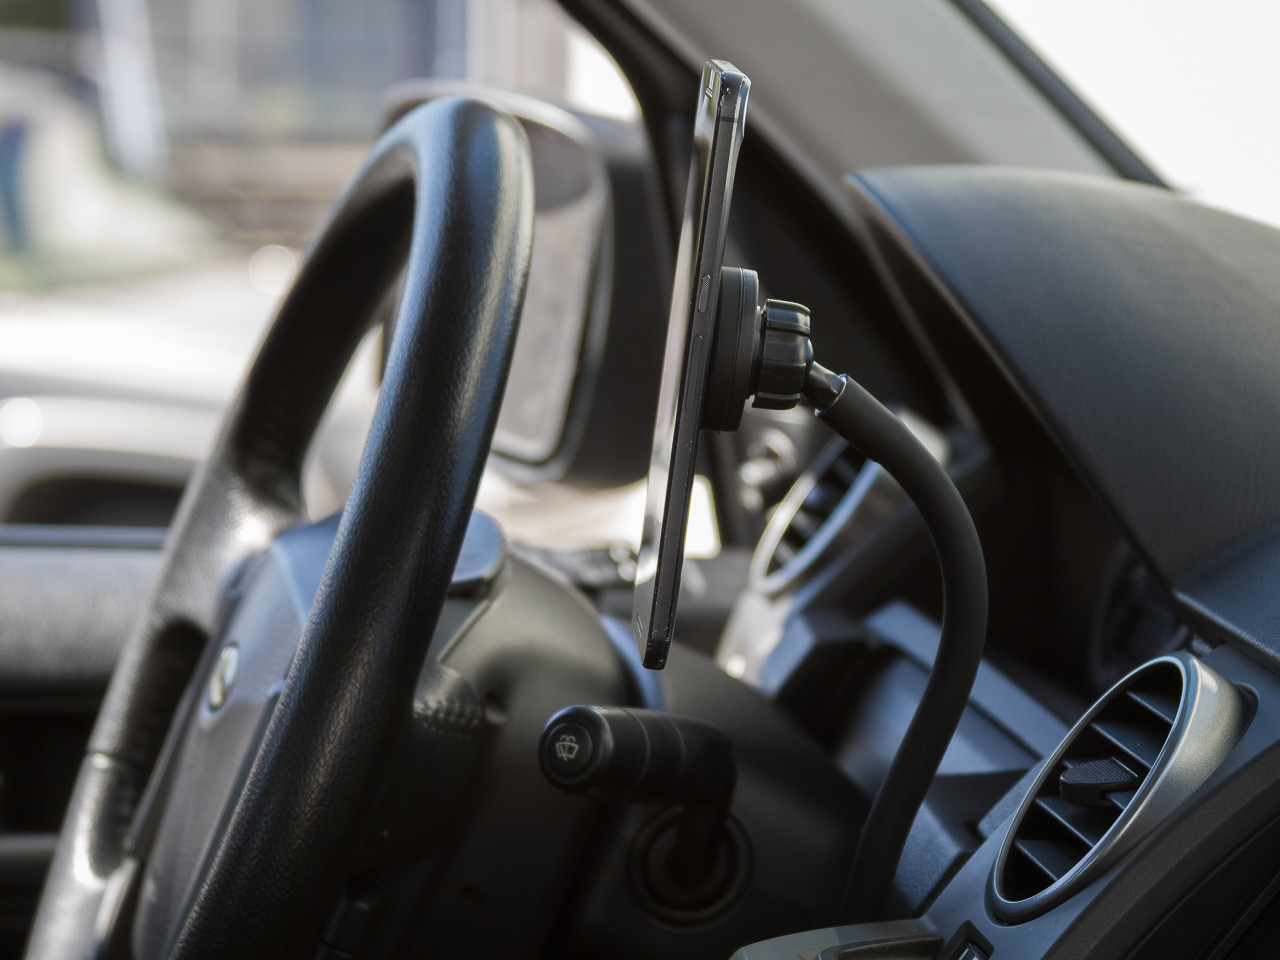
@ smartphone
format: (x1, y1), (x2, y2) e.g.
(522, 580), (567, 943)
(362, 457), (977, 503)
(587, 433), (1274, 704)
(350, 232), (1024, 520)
(631, 60), (750, 669)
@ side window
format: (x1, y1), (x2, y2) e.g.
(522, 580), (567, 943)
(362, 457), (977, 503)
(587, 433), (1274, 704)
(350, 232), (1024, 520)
(0, 0), (641, 529)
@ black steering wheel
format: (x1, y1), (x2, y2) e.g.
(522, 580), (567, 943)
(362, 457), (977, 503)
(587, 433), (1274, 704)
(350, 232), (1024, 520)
(25, 97), (534, 960)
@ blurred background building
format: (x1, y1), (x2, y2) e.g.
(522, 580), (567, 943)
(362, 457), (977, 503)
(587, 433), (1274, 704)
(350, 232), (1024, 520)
(0, 0), (634, 263)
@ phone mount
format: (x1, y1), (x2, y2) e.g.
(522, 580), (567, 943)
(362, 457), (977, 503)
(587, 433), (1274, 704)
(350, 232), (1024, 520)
(540, 261), (987, 925)
(697, 266), (990, 923)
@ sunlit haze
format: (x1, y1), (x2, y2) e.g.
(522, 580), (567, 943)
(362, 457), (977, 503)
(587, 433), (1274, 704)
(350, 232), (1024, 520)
(990, 0), (1280, 228)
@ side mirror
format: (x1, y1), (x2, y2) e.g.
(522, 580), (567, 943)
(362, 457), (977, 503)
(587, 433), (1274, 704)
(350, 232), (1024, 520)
(383, 81), (672, 488)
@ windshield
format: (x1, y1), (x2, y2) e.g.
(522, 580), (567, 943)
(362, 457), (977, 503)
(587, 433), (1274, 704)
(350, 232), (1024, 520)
(988, 0), (1280, 229)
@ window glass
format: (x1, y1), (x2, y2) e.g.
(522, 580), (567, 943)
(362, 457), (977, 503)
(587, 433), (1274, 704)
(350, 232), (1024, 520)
(0, 0), (648, 539)
(989, 0), (1280, 228)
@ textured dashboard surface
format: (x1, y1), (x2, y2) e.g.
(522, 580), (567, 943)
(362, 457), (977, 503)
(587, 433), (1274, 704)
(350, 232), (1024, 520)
(849, 166), (1280, 664)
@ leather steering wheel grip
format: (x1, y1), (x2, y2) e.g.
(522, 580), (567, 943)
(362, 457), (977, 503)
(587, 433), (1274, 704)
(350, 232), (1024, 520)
(25, 98), (534, 960)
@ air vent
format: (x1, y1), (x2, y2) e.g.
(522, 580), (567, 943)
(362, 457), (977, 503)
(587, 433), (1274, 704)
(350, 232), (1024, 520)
(753, 438), (864, 581)
(750, 414), (948, 592)
(990, 653), (1243, 921)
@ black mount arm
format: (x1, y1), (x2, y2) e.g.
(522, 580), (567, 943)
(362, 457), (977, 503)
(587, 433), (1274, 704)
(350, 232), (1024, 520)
(706, 268), (989, 923)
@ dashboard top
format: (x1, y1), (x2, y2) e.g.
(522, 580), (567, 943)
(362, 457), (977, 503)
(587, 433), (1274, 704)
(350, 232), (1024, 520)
(848, 165), (1280, 670)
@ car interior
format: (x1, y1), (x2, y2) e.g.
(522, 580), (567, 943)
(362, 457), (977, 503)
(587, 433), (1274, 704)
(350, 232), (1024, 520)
(3, 2), (1280, 959)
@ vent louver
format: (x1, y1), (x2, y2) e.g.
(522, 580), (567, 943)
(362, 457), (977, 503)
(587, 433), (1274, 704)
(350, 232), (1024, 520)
(756, 439), (865, 581)
(750, 415), (948, 592)
(991, 653), (1243, 921)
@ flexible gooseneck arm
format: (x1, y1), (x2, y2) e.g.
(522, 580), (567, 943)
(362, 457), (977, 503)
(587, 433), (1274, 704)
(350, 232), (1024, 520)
(707, 271), (988, 921)
(803, 363), (988, 922)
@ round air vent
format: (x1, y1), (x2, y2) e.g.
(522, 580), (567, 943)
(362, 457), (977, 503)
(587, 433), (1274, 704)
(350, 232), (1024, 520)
(990, 652), (1244, 920)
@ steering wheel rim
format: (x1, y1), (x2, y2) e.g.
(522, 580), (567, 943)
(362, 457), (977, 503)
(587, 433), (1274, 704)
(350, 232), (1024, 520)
(25, 97), (534, 960)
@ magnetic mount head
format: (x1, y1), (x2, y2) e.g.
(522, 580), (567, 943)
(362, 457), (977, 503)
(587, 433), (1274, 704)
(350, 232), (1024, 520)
(702, 268), (814, 432)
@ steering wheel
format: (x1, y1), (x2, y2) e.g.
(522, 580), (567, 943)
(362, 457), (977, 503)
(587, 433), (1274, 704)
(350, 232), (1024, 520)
(24, 97), (534, 960)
